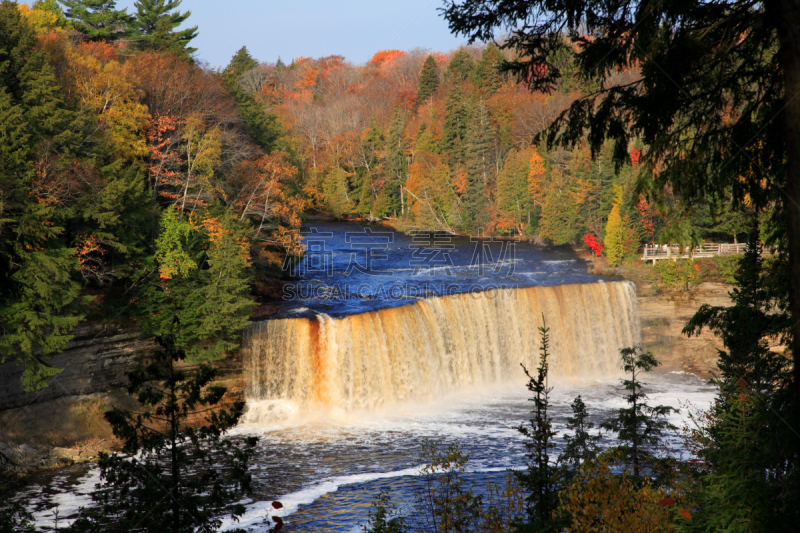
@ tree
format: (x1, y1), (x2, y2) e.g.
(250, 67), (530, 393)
(0, 2), (85, 391)
(514, 321), (562, 533)
(462, 99), (493, 230)
(70, 337), (258, 533)
(417, 54), (439, 104)
(223, 46), (259, 84)
(559, 395), (600, 483)
(132, 0), (198, 55)
(441, 0), (800, 422)
(442, 84), (469, 167)
(60, 0), (131, 41)
(413, 440), (483, 533)
(138, 207), (255, 364)
(446, 48), (474, 82)
(600, 347), (676, 480)
(362, 490), (407, 533)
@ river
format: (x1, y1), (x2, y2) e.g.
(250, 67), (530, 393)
(22, 222), (717, 532)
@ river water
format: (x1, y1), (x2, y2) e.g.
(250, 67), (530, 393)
(22, 222), (718, 532)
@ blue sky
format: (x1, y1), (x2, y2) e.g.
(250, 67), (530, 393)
(117, 0), (470, 68)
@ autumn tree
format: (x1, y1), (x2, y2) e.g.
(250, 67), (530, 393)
(441, 0), (800, 425)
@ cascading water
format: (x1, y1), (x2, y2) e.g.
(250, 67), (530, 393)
(242, 281), (640, 420)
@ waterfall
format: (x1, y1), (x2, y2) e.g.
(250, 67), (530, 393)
(242, 281), (640, 420)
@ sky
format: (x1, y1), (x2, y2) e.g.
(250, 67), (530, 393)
(117, 0), (471, 68)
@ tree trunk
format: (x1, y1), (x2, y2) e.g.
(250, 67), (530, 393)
(771, 0), (800, 429)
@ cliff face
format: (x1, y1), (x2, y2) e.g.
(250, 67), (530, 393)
(0, 324), (159, 412)
(638, 282), (732, 376)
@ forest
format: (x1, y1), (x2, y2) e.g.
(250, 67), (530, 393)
(2, 0), (799, 532)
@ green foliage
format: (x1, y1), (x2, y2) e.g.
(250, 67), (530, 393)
(413, 440), (483, 533)
(223, 46), (259, 83)
(0, 3), (86, 391)
(140, 208), (255, 363)
(132, 0), (198, 56)
(362, 489), (406, 533)
(651, 259), (701, 293)
(462, 99), (492, 230)
(322, 167), (355, 216)
(417, 54), (439, 104)
(472, 43), (504, 93)
(600, 347), (676, 480)
(538, 185), (579, 245)
(374, 109), (406, 217)
(514, 321), (563, 532)
(0, 487), (36, 533)
(442, 85), (468, 167)
(70, 338), (258, 533)
(680, 226), (799, 531)
(559, 395), (600, 483)
(60, 0), (131, 41)
(446, 49), (474, 82)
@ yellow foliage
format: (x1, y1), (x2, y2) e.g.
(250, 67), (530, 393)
(558, 453), (674, 533)
(527, 150), (546, 202)
(63, 49), (150, 159)
(17, 4), (60, 34)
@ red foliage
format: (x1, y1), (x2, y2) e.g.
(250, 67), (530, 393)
(630, 147), (641, 166)
(636, 194), (655, 238)
(583, 233), (604, 256)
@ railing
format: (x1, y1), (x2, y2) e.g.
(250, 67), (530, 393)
(641, 242), (749, 263)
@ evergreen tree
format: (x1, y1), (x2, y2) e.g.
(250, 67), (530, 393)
(223, 46), (259, 84)
(59, 0), (131, 41)
(472, 43), (504, 92)
(374, 109), (406, 217)
(417, 54), (439, 104)
(539, 182), (579, 245)
(70, 337), (258, 533)
(559, 395), (601, 483)
(515, 321), (562, 533)
(442, 84), (468, 167)
(681, 225), (798, 531)
(600, 347), (676, 480)
(446, 48), (474, 82)
(132, 0), (197, 55)
(463, 99), (492, 230)
(138, 207), (255, 363)
(496, 148), (535, 231)
(0, 4), (85, 391)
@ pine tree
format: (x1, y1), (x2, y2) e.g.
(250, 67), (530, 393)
(463, 99), (492, 230)
(600, 347), (676, 480)
(472, 43), (504, 93)
(417, 54), (439, 104)
(223, 46), (259, 83)
(446, 48), (474, 82)
(132, 0), (198, 55)
(559, 395), (601, 483)
(442, 84), (468, 167)
(374, 109), (406, 217)
(138, 208), (255, 363)
(496, 148), (536, 231)
(0, 4), (85, 391)
(60, 0), (131, 41)
(70, 338), (258, 533)
(514, 321), (563, 533)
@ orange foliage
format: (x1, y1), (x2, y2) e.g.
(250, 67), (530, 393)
(527, 150), (546, 202)
(369, 50), (406, 68)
